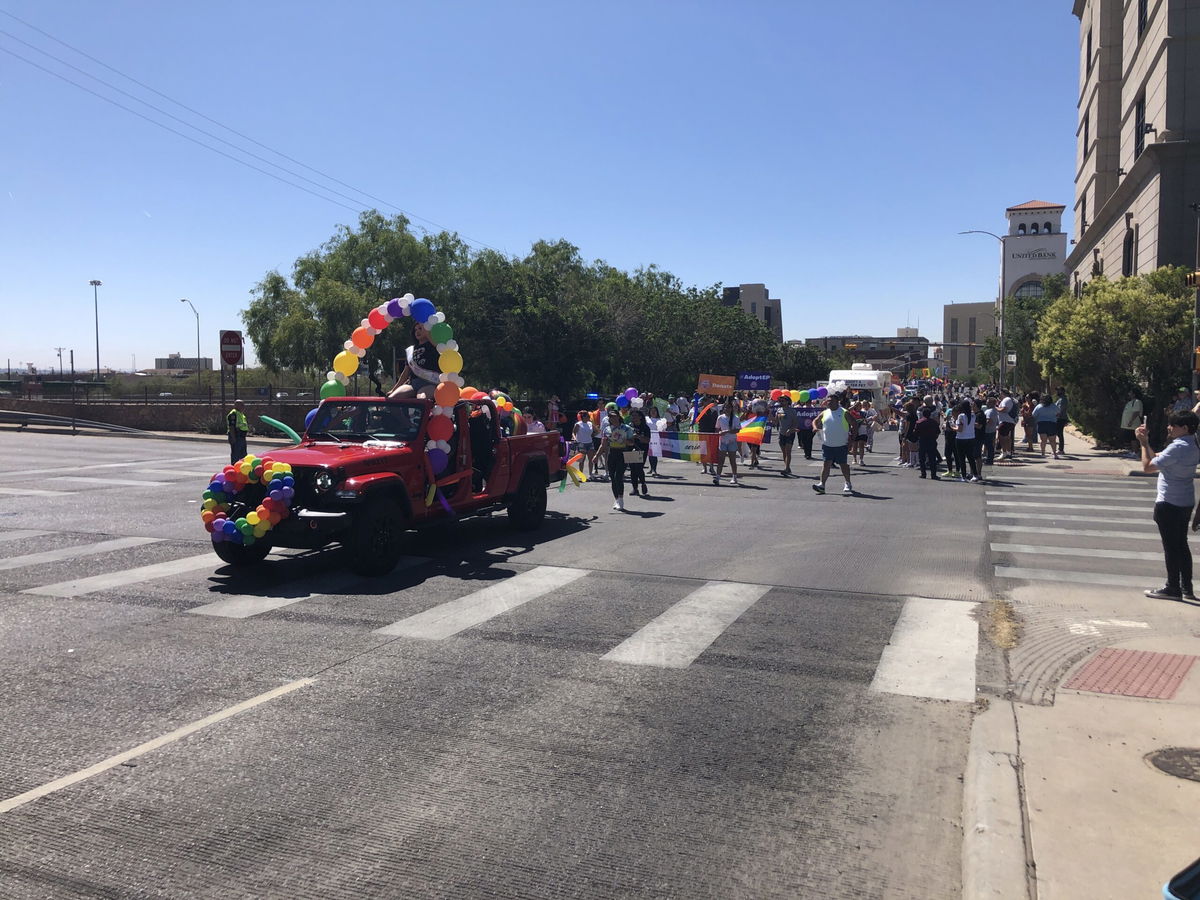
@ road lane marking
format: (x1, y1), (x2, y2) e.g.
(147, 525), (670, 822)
(0, 487), (75, 497)
(986, 485), (1152, 494)
(190, 557), (429, 618)
(0, 537), (162, 572)
(0, 530), (51, 543)
(601, 581), (771, 668)
(987, 525), (1161, 541)
(46, 476), (170, 488)
(986, 501), (1133, 511)
(3, 455), (225, 479)
(374, 565), (588, 639)
(0, 678), (314, 814)
(987, 512), (1154, 526)
(990, 474), (1152, 485)
(994, 566), (1149, 587)
(989, 543), (1161, 561)
(870, 596), (979, 702)
(22, 554), (218, 598)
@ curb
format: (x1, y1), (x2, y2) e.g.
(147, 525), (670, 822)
(962, 702), (1032, 900)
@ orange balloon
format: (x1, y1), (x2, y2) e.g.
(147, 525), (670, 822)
(427, 415), (454, 442)
(435, 382), (461, 406)
(352, 327), (374, 349)
(460, 385), (477, 397)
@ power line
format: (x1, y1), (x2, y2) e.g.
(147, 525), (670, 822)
(0, 10), (502, 252)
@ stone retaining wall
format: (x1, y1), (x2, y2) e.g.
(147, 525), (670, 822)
(0, 398), (310, 435)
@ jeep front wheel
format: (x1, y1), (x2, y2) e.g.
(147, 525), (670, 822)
(345, 498), (407, 576)
(213, 540), (272, 567)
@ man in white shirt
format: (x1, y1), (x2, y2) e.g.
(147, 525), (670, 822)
(995, 389), (1017, 460)
(1120, 391), (1143, 458)
(811, 394), (854, 495)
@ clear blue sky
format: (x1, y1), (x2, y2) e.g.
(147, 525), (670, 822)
(1, 1), (1079, 374)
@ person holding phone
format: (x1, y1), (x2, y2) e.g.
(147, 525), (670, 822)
(1137, 411), (1200, 600)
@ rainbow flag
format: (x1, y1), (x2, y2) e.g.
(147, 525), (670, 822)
(655, 431), (717, 462)
(736, 416), (767, 445)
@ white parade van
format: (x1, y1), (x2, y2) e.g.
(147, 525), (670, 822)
(820, 364), (893, 407)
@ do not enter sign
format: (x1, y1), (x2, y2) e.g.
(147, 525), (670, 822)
(220, 330), (243, 366)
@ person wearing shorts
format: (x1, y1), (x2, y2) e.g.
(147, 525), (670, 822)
(775, 394), (799, 476)
(812, 394), (854, 495)
(713, 399), (742, 486)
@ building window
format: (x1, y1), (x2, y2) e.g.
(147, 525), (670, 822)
(950, 348), (959, 370)
(751, 302), (757, 315)
(1135, 95), (1146, 157)
(950, 319), (959, 343)
(1015, 281), (1044, 300)
(1018, 223), (1027, 235)
(764, 306), (772, 327)
(1138, 0), (1148, 38)
(1031, 223), (1039, 234)
(969, 348), (977, 370)
(1083, 110), (1090, 153)
(1086, 28), (1093, 72)
(1044, 221), (1053, 234)
(1081, 194), (1088, 231)
(969, 317), (977, 343)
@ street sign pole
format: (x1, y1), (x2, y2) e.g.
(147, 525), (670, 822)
(219, 330), (244, 412)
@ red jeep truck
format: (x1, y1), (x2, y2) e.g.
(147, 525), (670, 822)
(211, 396), (563, 575)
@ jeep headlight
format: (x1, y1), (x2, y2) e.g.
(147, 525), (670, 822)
(314, 470), (333, 493)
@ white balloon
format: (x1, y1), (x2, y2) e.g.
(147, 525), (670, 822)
(435, 440), (450, 452)
(377, 305), (394, 322)
(361, 318), (371, 329)
(631, 397), (644, 409)
(445, 340), (458, 351)
(349, 345), (365, 358)
(326, 371), (338, 383)
(343, 340), (356, 351)
(436, 343), (448, 353)
(367, 326), (381, 336)
(402, 292), (414, 302)
(334, 371), (349, 385)
(426, 440), (438, 452)
(432, 405), (443, 417)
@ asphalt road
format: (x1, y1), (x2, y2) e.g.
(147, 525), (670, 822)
(0, 429), (1003, 899)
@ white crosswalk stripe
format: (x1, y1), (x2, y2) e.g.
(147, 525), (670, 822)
(602, 582), (771, 668)
(990, 543), (1161, 562)
(986, 500), (1134, 511)
(993, 567), (1148, 588)
(0, 537), (161, 572)
(0, 530), (51, 543)
(22, 554), (219, 598)
(46, 476), (171, 488)
(988, 525), (1160, 541)
(374, 565), (588, 639)
(870, 597), (979, 702)
(0, 487), (76, 497)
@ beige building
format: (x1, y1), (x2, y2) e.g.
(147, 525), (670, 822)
(722, 283), (784, 341)
(1067, 0), (1200, 288)
(943, 302), (997, 378)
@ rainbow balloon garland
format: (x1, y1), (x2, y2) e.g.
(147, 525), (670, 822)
(201, 455), (295, 545)
(321, 292), (466, 477)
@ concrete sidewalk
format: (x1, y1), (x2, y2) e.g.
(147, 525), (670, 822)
(966, 426), (1200, 899)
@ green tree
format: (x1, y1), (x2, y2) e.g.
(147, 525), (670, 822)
(1034, 267), (1192, 443)
(776, 342), (834, 387)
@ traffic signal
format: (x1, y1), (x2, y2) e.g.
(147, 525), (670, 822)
(1187, 270), (1200, 288)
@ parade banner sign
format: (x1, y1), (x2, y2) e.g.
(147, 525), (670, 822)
(736, 371), (771, 391)
(696, 373), (736, 395)
(651, 430), (717, 462)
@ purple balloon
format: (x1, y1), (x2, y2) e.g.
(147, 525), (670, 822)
(409, 298), (435, 323)
(386, 298), (404, 318)
(427, 448), (448, 474)
(269, 489), (283, 502)
(624, 387), (638, 399)
(304, 407), (319, 430)
(211, 529), (225, 543)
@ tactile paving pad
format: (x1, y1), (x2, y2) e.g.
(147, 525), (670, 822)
(1062, 648), (1197, 699)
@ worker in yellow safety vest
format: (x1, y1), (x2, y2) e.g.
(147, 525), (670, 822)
(227, 399), (248, 463)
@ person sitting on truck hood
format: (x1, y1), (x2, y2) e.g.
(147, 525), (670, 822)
(388, 322), (440, 400)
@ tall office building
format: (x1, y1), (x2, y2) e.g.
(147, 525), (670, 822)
(721, 284), (784, 341)
(1068, 0), (1200, 288)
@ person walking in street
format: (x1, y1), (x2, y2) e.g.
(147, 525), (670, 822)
(713, 399), (741, 486)
(573, 410), (596, 478)
(601, 409), (634, 511)
(227, 399), (249, 464)
(982, 396), (999, 466)
(1136, 411), (1200, 600)
(910, 403), (942, 480)
(995, 388), (1017, 460)
(697, 399), (719, 477)
(951, 400), (981, 482)
(812, 394), (854, 495)
(1020, 392), (1038, 452)
(775, 393), (799, 477)
(628, 408), (651, 497)
(796, 398), (818, 460)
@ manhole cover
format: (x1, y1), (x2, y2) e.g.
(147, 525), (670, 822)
(1146, 747), (1200, 782)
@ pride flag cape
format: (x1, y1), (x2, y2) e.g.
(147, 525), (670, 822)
(653, 430), (717, 462)
(736, 415), (768, 445)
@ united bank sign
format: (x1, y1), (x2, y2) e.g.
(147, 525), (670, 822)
(1010, 247), (1057, 260)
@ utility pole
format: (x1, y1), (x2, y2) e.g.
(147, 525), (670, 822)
(89, 280), (102, 379)
(1190, 203), (1200, 393)
(54, 347), (65, 377)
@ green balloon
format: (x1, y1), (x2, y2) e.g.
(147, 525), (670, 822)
(320, 379), (346, 399)
(429, 322), (453, 344)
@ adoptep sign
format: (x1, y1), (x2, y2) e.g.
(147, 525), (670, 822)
(696, 373), (736, 395)
(736, 371), (771, 391)
(220, 330), (243, 366)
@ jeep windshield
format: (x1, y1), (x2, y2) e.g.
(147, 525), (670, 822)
(307, 402), (424, 444)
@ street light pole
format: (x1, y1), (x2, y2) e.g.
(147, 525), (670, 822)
(1190, 203), (1200, 393)
(958, 231), (1007, 389)
(89, 280), (102, 379)
(179, 299), (201, 396)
